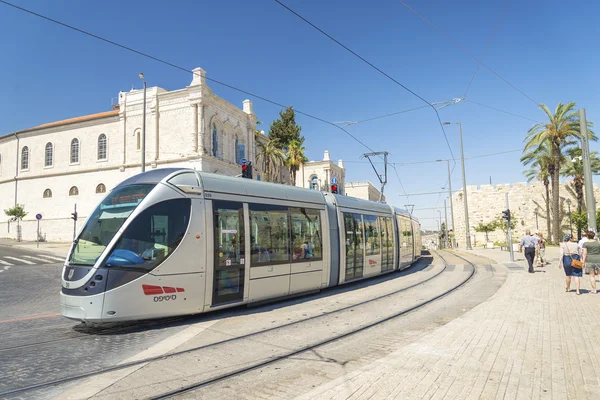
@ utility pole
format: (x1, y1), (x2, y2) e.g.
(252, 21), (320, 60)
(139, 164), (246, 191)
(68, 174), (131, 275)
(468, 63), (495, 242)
(444, 199), (448, 248)
(139, 73), (147, 173)
(580, 108), (597, 233)
(361, 151), (389, 202)
(506, 193), (514, 262)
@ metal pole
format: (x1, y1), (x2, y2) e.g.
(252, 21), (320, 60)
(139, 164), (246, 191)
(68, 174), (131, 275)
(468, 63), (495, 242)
(446, 160), (455, 231)
(506, 193), (515, 262)
(458, 122), (472, 250)
(73, 203), (77, 241)
(580, 109), (596, 233)
(535, 209), (539, 230)
(141, 80), (147, 173)
(444, 199), (448, 248)
(37, 219), (39, 248)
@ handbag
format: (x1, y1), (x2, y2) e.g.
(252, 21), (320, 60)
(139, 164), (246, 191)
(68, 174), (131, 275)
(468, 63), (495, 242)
(567, 246), (583, 269)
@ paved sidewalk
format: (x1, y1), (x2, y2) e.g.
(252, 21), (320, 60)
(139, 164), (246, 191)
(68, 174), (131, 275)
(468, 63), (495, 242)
(0, 238), (71, 257)
(300, 247), (600, 400)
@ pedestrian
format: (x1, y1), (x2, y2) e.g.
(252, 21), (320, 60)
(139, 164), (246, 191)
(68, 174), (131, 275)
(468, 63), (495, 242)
(578, 230), (590, 254)
(537, 232), (547, 267)
(519, 229), (539, 273)
(559, 233), (583, 294)
(582, 231), (600, 294)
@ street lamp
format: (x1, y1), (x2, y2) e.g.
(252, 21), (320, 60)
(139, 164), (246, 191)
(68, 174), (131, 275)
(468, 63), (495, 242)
(443, 121), (472, 250)
(566, 198), (573, 236)
(534, 207), (539, 230)
(139, 73), (147, 173)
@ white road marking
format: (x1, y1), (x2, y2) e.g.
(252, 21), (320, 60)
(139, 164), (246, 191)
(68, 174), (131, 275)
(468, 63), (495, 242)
(0, 260), (14, 266)
(4, 256), (35, 265)
(37, 255), (66, 262)
(23, 255), (57, 263)
(55, 319), (220, 400)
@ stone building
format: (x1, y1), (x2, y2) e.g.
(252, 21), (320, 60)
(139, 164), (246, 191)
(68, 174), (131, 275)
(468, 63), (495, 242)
(344, 181), (385, 202)
(451, 181), (600, 246)
(0, 67), (266, 241)
(296, 150), (345, 194)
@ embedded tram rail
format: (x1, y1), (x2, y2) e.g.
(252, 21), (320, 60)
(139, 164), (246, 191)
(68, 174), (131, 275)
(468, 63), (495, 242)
(1, 250), (479, 400)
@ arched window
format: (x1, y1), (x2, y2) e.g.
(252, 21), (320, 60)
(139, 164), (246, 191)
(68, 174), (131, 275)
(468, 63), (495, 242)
(96, 183), (106, 194)
(212, 123), (219, 157)
(98, 134), (107, 160)
(21, 146), (29, 170)
(45, 143), (53, 167)
(70, 138), (79, 163)
(311, 176), (319, 190)
(235, 135), (245, 164)
(69, 186), (79, 196)
(43, 189), (52, 198)
(136, 131), (141, 150)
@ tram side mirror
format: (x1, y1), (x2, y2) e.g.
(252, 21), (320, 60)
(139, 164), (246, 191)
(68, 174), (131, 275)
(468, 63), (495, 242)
(105, 249), (145, 267)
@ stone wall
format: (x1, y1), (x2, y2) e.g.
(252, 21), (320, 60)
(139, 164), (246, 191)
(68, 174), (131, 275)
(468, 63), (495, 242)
(451, 182), (600, 246)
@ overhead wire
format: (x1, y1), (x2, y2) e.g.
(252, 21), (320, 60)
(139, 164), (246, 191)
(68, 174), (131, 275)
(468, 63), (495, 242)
(463, 0), (510, 97)
(397, 0), (540, 107)
(464, 99), (539, 123)
(274, 0), (456, 162)
(343, 148), (522, 166)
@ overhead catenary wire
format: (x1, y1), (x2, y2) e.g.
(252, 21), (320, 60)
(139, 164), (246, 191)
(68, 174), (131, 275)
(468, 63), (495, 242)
(464, 99), (539, 123)
(274, 0), (456, 162)
(397, 0), (540, 108)
(463, 0), (510, 97)
(342, 148), (522, 166)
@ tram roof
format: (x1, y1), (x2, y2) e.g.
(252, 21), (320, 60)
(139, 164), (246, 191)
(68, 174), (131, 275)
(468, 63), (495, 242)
(114, 168), (185, 189)
(329, 193), (393, 214)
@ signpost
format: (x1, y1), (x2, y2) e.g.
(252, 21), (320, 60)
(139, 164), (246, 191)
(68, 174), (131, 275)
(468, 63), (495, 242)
(36, 213), (42, 248)
(331, 177), (337, 184)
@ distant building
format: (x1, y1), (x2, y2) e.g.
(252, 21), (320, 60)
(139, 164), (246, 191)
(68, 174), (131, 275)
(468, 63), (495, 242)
(296, 150), (345, 194)
(0, 67), (263, 241)
(345, 181), (385, 202)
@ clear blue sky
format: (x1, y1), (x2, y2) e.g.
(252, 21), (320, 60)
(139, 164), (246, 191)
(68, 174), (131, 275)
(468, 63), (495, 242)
(1, 0), (599, 229)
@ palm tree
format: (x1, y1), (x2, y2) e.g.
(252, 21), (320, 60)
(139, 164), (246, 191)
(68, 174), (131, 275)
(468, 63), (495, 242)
(285, 139), (308, 186)
(522, 142), (554, 242)
(561, 147), (600, 212)
(523, 102), (595, 244)
(256, 138), (285, 183)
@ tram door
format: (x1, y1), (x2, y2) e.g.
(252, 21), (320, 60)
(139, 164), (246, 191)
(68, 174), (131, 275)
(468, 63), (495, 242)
(344, 212), (364, 281)
(212, 201), (245, 305)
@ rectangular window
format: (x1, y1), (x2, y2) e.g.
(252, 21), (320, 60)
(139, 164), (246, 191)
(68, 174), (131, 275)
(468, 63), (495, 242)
(290, 208), (322, 262)
(344, 212), (364, 280)
(214, 202), (245, 268)
(364, 214), (380, 256)
(236, 144), (245, 164)
(250, 204), (290, 266)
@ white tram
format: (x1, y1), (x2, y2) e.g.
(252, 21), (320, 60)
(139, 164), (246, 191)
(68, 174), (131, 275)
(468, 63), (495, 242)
(60, 168), (421, 323)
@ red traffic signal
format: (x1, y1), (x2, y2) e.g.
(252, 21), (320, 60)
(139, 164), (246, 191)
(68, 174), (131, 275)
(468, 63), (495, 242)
(331, 184), (338, 194)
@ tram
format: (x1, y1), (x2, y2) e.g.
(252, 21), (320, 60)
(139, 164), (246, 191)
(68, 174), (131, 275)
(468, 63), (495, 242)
(60, 168), (421, 323)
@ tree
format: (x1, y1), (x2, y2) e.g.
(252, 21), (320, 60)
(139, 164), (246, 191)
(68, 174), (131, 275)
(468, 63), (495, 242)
(4, 204), (27, 242)
(522, 141), (554, 243)
(571, 210), (588, 237)
(561, 147), (600, 212)
(494, 214), (517, 237)
(285, 139), (308, 186)
(256, 139), (285, 183)
(268, 106), (304, 149)
(474, 221), (497, 242)
(523, 102), (596, 245)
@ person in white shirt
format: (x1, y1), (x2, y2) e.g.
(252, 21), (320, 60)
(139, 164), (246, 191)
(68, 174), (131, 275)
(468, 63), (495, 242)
(579, 230), (592, 254)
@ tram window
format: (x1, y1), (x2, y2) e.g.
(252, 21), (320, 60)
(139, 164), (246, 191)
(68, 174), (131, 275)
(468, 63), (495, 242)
(249, 204), (290, 266)
(105, 198), (191, 271)
(214, 201), (245, 268)
(290, 208), (322, 262)
(363, 214), (380, 256)
(168, 173), (199, 187)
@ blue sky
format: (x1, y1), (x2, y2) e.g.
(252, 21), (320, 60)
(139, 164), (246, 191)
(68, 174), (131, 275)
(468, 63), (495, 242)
(1, 0), (599, 229)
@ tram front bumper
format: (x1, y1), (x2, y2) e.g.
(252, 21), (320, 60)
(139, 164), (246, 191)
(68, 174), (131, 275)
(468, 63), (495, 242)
(60, 291), (104, 322)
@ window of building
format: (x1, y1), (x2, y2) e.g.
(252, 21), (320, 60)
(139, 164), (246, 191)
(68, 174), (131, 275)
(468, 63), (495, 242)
(70, 138), (79, 164)
(96, 183), (106, 194)
(43, 189), (52, 198)
(212, 123), (219, 158)
(69, 186), (79, 196)
(21, 146), (29, 170)
(45, 143), (53, 167)
(235, 136), (245, 164)
(290, 208), (322, 262)
(310, 176), (319, 190)
(98, 134), (107, 160)
(249, 203), (290, 266)
(136, 131), (141, 150)
(105, 198), (191, 272)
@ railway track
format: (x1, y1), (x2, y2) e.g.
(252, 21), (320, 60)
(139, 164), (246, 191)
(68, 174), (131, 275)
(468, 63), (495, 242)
(1, 251), (475, 399)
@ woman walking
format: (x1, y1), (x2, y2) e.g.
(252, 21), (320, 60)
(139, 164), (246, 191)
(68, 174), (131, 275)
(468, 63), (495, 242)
(537, 232), (547, 267)
(582, 231), (600, 294)
(559, 234), (583, 294)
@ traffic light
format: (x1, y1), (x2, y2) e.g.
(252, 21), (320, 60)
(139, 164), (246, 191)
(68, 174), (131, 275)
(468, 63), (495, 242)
(241, 162), (253, 179)
(71, 211), (78, 222)
(502, 209), (510, 222)
(331, 184), (338, 194)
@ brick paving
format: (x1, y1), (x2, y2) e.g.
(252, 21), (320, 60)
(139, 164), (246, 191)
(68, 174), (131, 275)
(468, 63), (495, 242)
(297, 246), (600, 400)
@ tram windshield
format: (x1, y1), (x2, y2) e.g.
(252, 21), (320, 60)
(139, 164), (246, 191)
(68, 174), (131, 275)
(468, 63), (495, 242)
(68, 184), (155, 266)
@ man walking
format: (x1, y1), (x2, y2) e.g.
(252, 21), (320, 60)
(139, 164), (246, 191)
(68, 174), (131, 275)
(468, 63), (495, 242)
(519, 229), (539, 273)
